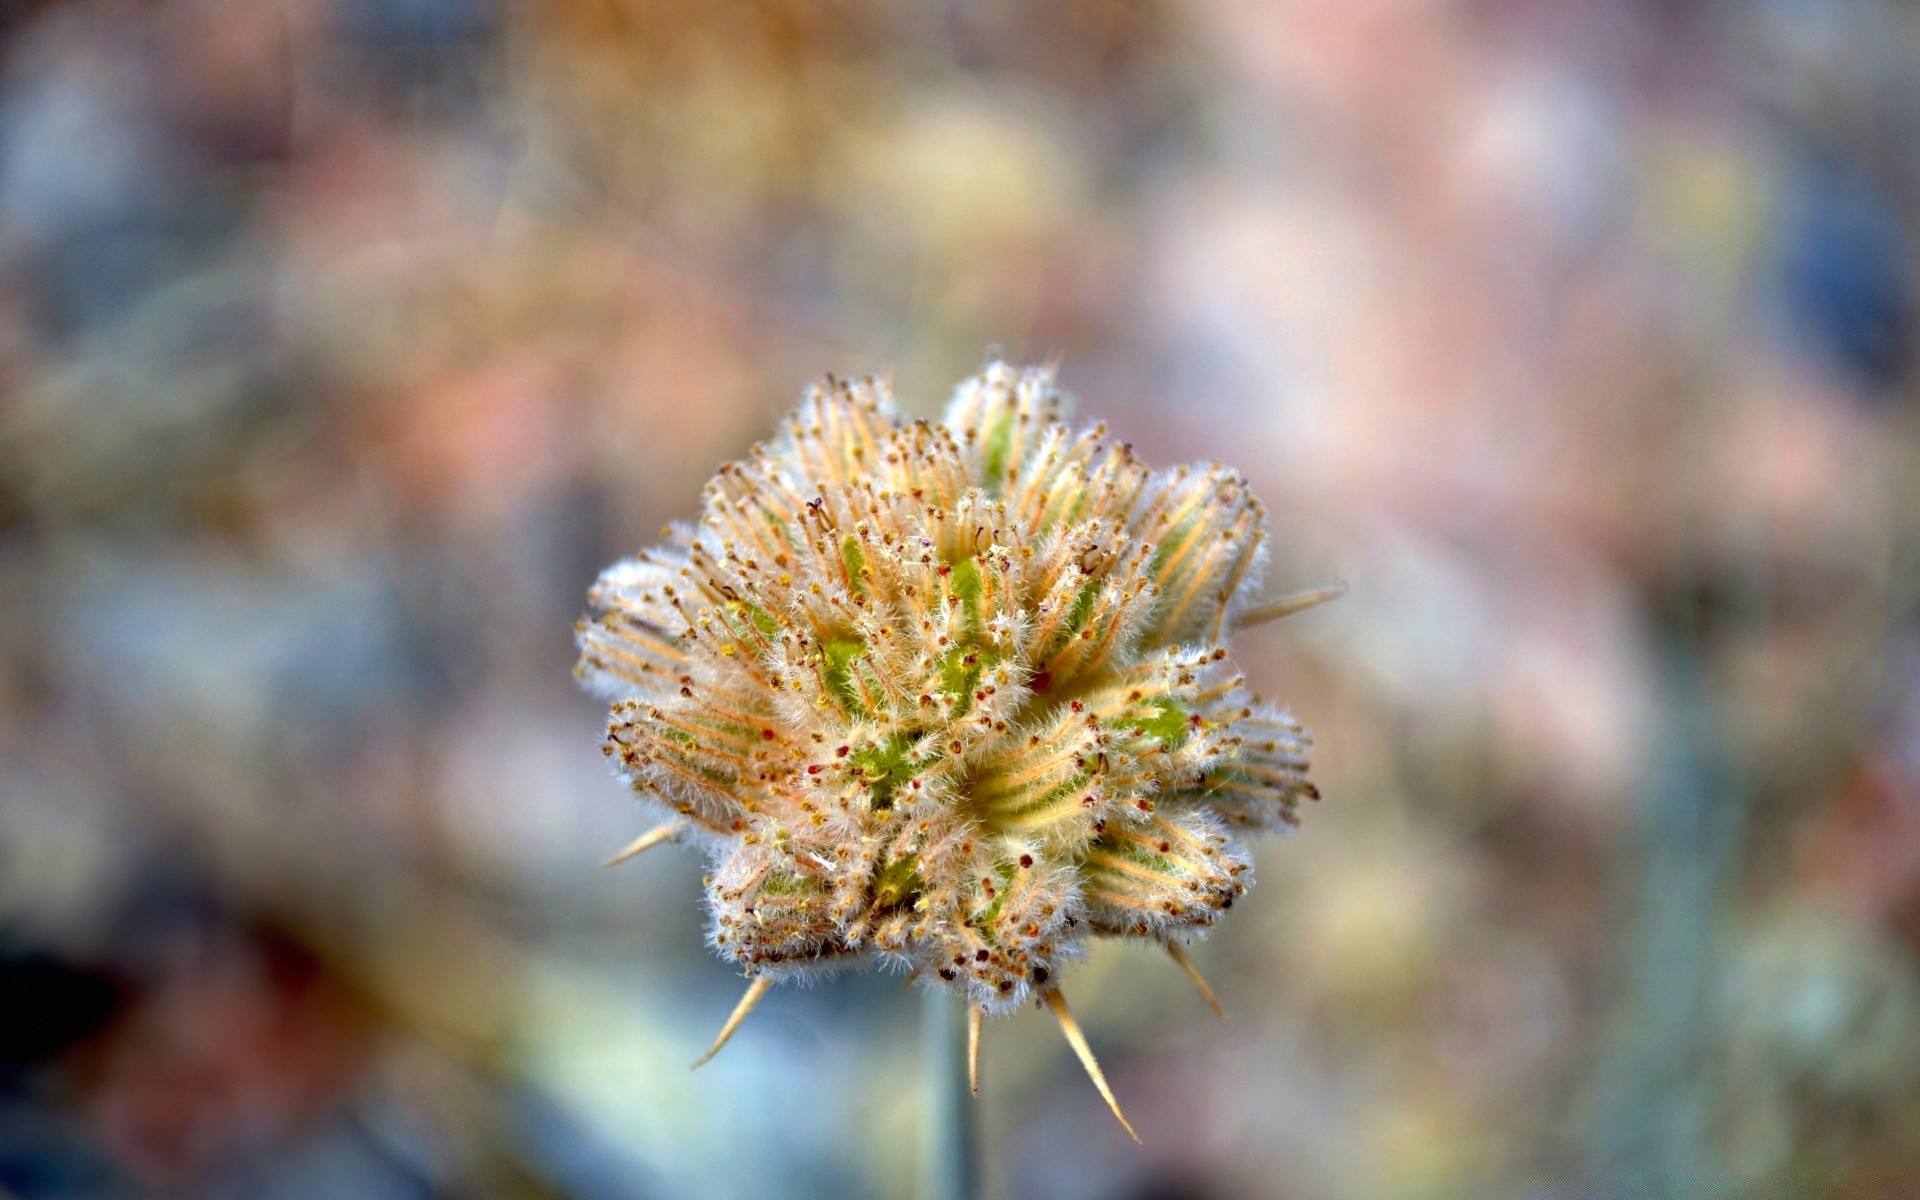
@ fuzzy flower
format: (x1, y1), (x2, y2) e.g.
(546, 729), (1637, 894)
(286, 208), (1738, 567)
(577, 363), (1327, 1135)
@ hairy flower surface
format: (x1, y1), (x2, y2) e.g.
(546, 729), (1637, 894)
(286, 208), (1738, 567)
(577, 364), (1316, 1020)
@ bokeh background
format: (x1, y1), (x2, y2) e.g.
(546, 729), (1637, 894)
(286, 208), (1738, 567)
(4, 1), (1920, 1197)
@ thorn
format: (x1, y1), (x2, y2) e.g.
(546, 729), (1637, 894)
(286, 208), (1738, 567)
(1165, 942), (1227, 1022)
(1233, 579), (1348, 631)
(968, 1004), (982, 1097)
(692, 975), (773, 1069)
(604, 819), (686, 867)
(1042, 988), (1140, 1143)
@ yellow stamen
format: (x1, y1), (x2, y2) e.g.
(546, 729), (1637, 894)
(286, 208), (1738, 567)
(1233, 579), (1348, 630)
(1165, 941), (1226, 1022)
(692, 975), (773, 1068)
(1084, 850), (1184, 888)
(1084, 887), (1165, 911)
(604, 819), (686, 867)
(1042, 989), (1140, 1143)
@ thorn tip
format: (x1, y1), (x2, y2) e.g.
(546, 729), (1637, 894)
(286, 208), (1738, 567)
(605, 818), (686, 867)
(1166, 941), (1227, 1022)
(1233, 579), (1348, 631)
(1042, 988), (1140, 1143)
(692, 975), (773, 1069)
(968, 1005), (982, 1097)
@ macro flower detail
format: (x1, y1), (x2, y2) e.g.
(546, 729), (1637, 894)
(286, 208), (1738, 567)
(577, 363), (1323, 1135)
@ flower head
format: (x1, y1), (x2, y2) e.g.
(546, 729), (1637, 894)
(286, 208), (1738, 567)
(576, 363), (1318, 1116)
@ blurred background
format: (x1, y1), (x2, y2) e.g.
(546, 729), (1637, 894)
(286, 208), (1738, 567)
(3, 1), (1919, 1197)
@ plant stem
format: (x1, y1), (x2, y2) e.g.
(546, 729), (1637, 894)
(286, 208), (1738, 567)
(922, 988), (980, 1200)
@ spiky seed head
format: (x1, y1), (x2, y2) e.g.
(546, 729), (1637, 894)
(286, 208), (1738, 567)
(577, 363), (1316, 1013)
